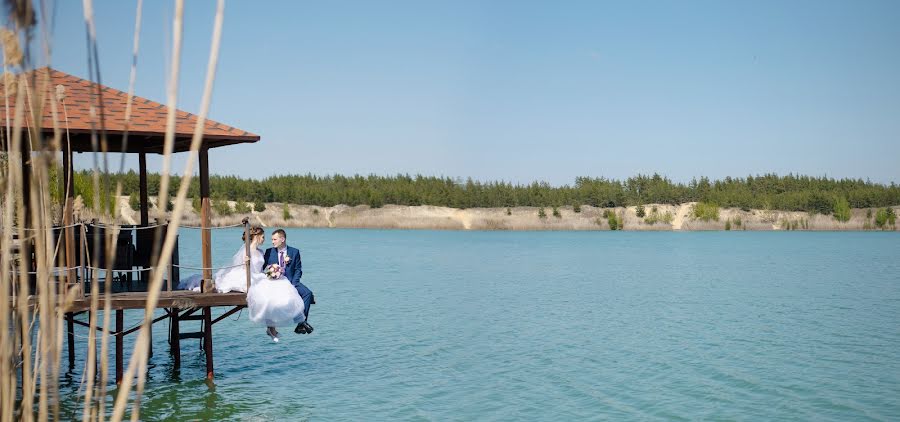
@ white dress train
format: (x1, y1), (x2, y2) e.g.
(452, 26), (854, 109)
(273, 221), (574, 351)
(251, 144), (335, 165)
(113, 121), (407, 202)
(245, 247), (306, 327)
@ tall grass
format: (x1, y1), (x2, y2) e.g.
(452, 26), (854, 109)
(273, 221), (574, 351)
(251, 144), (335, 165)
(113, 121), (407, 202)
(1, 0), (226, 420)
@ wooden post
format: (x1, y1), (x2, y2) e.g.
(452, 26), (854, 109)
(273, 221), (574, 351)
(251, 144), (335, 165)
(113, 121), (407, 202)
(115, 309), (124, 384)
(199, 148), (212, 290)
(171, 308), (181, 370)
(203, 306), (214, 380)
(66, 313), (75, 367)
(20, 142), (32, 280)
(138, 152), (149, 226)
(62, 143), (76, 294)
(243, 218), (251, 291)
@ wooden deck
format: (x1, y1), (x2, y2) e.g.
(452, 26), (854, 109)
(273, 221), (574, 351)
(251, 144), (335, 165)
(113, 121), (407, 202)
(14, 291), (247, 312)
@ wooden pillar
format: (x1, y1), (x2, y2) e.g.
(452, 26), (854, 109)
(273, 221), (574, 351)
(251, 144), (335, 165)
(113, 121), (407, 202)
(66, 313), (75, 367)
(20, 140), (32, 276)
(62, 143), (76, 294)
(138, 152), (149, 226)
(115, 309), (124, 384)
(203, 307), (214, 380)
(199, 148), (212, 288)
(244, 219), (251, 291)
(170, 309), (181, 370)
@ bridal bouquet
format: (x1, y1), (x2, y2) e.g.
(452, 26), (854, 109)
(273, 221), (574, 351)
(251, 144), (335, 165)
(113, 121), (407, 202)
(264, 264), (284, 280)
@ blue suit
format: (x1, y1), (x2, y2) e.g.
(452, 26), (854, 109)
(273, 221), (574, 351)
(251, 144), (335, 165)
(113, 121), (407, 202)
(262, 245), (314, 318)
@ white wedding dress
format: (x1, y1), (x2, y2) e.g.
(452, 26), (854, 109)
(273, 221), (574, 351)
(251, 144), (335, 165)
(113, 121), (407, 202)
(245, 247), (306, 327)
(178, 246), (305, 328)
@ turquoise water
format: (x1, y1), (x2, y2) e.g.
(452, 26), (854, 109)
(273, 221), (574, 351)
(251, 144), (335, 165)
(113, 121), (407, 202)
(59, 230), (900, 420)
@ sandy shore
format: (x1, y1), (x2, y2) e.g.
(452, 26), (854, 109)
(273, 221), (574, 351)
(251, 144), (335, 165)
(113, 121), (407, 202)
(98, 197), (899, 231)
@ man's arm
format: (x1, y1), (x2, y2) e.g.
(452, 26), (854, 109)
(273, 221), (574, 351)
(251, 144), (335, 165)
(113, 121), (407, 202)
(292, 249), (303, 284)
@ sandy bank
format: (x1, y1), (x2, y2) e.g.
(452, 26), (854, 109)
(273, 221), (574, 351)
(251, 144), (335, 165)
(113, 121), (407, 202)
(98, 198), (899, 231)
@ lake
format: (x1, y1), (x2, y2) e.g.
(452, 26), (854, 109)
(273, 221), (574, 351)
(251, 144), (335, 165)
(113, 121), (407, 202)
(57, 229), (900, 420)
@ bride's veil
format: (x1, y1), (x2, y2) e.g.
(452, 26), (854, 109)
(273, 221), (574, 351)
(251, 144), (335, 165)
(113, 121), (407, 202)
(215, 246), (260, 280)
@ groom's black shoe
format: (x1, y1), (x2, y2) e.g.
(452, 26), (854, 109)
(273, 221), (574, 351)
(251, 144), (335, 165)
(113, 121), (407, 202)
(294, 322), (314, 334)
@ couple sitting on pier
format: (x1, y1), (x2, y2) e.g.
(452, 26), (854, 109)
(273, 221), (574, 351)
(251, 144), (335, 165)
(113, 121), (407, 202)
(214, 227), (315, 342)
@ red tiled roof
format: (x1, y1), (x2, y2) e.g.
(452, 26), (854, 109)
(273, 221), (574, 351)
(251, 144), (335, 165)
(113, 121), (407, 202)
(0, 67), (259, 152)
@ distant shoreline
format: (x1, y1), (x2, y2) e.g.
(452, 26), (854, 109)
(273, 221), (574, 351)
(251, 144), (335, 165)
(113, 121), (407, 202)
(101, 198), (899, 232)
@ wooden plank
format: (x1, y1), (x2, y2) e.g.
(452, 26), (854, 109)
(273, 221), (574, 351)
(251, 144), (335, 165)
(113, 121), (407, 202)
(12, 292), (248, 312)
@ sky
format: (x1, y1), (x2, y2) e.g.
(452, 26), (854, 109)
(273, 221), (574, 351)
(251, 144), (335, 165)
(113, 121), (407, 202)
(38, 0), (900, 185)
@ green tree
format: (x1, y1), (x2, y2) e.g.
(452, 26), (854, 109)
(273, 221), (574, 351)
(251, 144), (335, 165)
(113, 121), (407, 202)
(129, 193), (140, 211)
(552, 207), (561, 218)
(254, 200), (266, 212)
(875, 208), (896, 229)
(607, 212), (619, 230)
(636, 204), (645, 218)
(538, 207), (547, 219)
(213, 199), (233, 216)
(234, 201), (251, 214)
(282, 203), (292, 220)
(833, 196), (851, 222)
(693, 202), (719, 222)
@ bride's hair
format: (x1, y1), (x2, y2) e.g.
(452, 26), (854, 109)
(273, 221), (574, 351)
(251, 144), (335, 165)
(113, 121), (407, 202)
(242, 226), (265, 243)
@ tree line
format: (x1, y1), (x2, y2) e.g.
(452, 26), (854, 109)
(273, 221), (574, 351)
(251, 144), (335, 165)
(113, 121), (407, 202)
(67, 170), (900, 214)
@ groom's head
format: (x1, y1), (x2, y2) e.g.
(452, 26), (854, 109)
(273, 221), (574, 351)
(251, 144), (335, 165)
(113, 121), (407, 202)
(272, 229), (287, 249)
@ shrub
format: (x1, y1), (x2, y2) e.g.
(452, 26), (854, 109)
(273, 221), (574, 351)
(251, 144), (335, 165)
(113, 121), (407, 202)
(234, 201), (251, 214)
(875, 208), (896, 229)
(635, 204), (645, 218)
(312, 208), (320, 215)
(213, 199), (233, 216)
(833, 196), (851, 222)
(693, 202), (719, 222)
(733, 216), (742, 227)
(253, 200), (266, 213)
(607, 211), (619, 230)
(602, 209), (610, 218)
(282, 203), (292, 220)
(538, 207), (547, 219)
(573, 204), (581, 213)
(166, 200), (174, 212)
(192, 196), (201, 213)
(129, 193), (140, 211)
(725, 219), (731, 230)
(866, 208), (873, 219)
(506, 207), (512, 216)
(552, 207), (561, 218)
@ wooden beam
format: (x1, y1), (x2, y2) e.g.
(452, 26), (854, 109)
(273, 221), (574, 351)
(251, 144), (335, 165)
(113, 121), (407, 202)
(138, 152), (149, 226)
(62, 142), (76, 294)
(66, 313), (75, 367)
(199, 148), (212, 288)
(115, 310), (124, 384)
(171, 307), (181, 370)
(203, 307), (214, 380)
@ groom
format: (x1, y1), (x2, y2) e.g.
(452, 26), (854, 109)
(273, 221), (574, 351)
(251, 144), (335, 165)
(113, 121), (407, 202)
(262, 229), (315, 334)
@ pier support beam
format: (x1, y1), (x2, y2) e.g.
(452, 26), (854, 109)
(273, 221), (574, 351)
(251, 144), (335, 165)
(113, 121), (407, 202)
(203, 307), (214, 380)
(170, 308), (181, 370)
(66, 313), (75, 367)
(116, 309), (124, 384)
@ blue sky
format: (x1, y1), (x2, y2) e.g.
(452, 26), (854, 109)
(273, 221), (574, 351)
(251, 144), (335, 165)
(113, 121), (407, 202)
(43, 0), (900, 185)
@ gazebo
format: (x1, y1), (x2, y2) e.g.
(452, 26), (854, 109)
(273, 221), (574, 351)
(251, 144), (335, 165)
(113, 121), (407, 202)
(2, 67), (261, 380)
